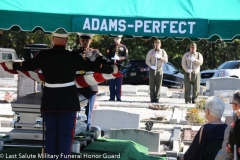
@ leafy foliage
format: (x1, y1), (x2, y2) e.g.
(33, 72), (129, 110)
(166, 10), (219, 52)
(1, 30), (240, 72)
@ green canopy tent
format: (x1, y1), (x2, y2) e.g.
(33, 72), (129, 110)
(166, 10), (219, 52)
(0, 0), (240, 41)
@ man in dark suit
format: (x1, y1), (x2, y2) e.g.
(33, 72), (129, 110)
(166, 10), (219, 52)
(5, 29), (117, 159)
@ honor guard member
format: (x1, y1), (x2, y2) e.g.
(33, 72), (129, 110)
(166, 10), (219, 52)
(181, 42), (203, 104)
(145, 39), (168, 103)
(5, 29), (116, 159)
(76, 33), (114, 131)
(106, 35), (128, 101)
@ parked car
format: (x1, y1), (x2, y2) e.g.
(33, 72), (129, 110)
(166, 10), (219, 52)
(201, 60), (240, 85)
(23, 44), (49, 60)
(120, 60), (184, 88)
(0, 48), (18, 62)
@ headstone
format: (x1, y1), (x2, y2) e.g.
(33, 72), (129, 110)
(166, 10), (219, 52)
(209, 78), (240, 96)
(166, 151), (178, 158)
(169, 107), (181, 124)
(214, 90), (235, 103)
(109, 129), (161, 152)
(0, 104), (14, 117)
(172, 140), (180, 152)
(0, 78), (17, 87)
(171, 127), (181, 141)
(0, 65), (14, 78)
(172, 92), (179, 98)
(160, 86), (168, 97)
(17, 75), (37, 98)
(182, 128), (192, 142)
(91, 110), (140, 131)
(206, 81), (210, 91)
(223, 103), (233, 118)
(179, 92), (184, 98)
(179, 109), (188, 125)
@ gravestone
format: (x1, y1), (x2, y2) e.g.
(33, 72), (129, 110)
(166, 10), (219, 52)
(109, 129), (161, 152)
(91, 109), (140, 131)
(223, 103), (233, 118)
(172, 92), (179, 98)
(209, 78), (240, 96)
(214, 90), (235, 103)
(169, 107), (182, 124)
(0, 78), (17, 87)
(0, 65), (14, 78)
(17, 75), (37, 98)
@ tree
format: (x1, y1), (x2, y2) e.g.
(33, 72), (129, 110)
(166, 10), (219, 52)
(0, 30), (51, 58)
(1, 30), (240, 72)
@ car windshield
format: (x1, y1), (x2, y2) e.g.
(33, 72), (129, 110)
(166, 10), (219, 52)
(217, 61), (240, 69)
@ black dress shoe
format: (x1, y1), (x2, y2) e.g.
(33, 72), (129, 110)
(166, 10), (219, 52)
(154, 99), (159, 103)
(109, 99), (115, 101)
(117, 99), (121, 101)
(151, 99), (154, 102)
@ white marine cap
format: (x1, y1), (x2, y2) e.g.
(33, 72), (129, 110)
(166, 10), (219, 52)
(52, 28), (69, 38)
(77, 33), (95, 39)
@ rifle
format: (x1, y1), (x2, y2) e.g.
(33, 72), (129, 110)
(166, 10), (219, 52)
(189, 55), (193, 81)
(115, 44), (119, 65)
(155, 50), (159, 76)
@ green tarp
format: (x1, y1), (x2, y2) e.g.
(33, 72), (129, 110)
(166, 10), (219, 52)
(0, 0), (240, 41)
(0, 138), (166, 160)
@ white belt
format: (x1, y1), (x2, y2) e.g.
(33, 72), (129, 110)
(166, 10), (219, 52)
(45, 82), (75, 88)
(76, 71), (93, 74)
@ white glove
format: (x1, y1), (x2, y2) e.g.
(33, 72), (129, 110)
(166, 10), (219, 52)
(155, 54), (161, 59)
(190, 56), (195, 62)
(5, 61), (13, 70)
(188, 69), (193, 73)
(151, 66), (157, 70)
(111, 55), (120, 60)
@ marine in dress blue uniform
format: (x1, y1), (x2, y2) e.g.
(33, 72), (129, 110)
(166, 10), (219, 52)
(106, 35), (128, 101)
(76, 33), (114, 130)
(7, 30), (116, 160)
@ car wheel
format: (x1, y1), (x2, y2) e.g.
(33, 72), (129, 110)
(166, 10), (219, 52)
(177, 82), (184, 89)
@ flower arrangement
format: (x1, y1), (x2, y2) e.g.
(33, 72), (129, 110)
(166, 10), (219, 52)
(4, 91), (14, 103)
(227, 118), (240, 159)
(195, 99), (206, 109)
(186, 107), (206, 124)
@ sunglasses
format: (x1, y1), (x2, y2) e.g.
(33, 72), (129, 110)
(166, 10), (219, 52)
(230, 102), (238, 105)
